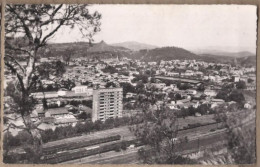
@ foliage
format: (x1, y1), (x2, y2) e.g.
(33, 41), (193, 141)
(105, 81), (117, 88)
(247, 78), (254, 84)
(132, 108), (185, 164)
(36, 61), (66, 79)
(77, 112), (91, 120)
(228, 90), (245, 104)
(4, 4), (101, 162)
(197, 84), (205, 91)
(60, 79), (76, 90)
(177, 83), (192, 90)
(5, 116), (134, 148)
(216, 90), (229, 101)
(216, 90), (245, 104)
(120, 82), (136, 97)
(102, 65), (118, 74)
(224, 109), (256, 164)
(175, 104), (211, 118)
(131, 74), (149, 83)
(235, 80), (246, 89)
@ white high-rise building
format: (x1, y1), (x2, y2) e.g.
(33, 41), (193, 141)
(92, 87), (123, 122)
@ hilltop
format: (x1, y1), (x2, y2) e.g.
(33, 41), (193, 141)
(111, 41), (158, 51)
(130, 46), (201, 62)
(41, 41), (131, 59)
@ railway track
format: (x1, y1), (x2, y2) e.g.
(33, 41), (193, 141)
(41, 122), (222, 163)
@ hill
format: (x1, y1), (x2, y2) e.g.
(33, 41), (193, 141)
(237, 56), (256, 67)
(111, 41), (158, 51)
(41, 41), (131, 59)
(200, 54), (256, 67)
(130, 46), (201, 62)
(198, 50), (255, 58)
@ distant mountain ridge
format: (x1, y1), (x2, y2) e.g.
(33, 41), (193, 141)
(111, 41), (158, 51)
(196, 50), (255, 58)
(44, 41), (131, 59)
(44, 41), (255, 66)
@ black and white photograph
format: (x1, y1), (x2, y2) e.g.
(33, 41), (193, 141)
(2, 4), (257, 165)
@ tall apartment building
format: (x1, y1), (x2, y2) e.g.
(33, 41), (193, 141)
(92, 87), (123, 122)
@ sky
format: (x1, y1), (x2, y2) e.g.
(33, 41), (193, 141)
(51, 5), (257, 53)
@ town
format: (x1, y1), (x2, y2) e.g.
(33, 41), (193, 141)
(3, 43), (256, 164)
(3, 4), (256, 165)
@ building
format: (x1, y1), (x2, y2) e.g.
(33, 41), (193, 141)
(204, 89), (217, 97)
(92, 87), (123, 122)
(45, 108), (69, 118)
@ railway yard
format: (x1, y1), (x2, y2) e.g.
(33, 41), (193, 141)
(41, 120), (226, 164)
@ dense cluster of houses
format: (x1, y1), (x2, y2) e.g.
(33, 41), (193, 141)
(3, 56), (256, 136)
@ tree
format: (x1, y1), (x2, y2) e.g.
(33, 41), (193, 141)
(105, 82), (116, 88)
(120, 82), (135, 97)
(221, 108), (256, 164)
(235, 81), (246, 89)
(132, 108), (187, 164)
(61, 79), (76, 90)
(63, 48), (75, 65)
(78, 112), (91, 120)
(37, 61), (66, 79)
(216, 90), (229, 101)
(102, 66), (118, 74)
(247, 78), (254, 84)
(197, 83), (205, 91)
(228, 90), (245, 104)
(136, 81), (145, 94)
(4, 4), (101, 160)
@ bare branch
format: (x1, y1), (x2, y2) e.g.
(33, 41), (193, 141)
(5, 54), (26, 74)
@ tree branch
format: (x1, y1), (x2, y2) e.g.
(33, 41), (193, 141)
(5, 54), (26, 74)
(5, 61), (26, 92)
(6, 5), (34, 44)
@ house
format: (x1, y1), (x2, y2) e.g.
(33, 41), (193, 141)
(57, 89), (67, 96)
(126, 92), (137, 98)
(204, 89), (217, 97)
(195, 112), (202, 117)
(244, 102), (252, 109)
(184, 70), (194, 77)
(167, 103), (179, 110)
(176, 99), (190, 105)
(233, 75), (240, 82)
(30, 92), (58, 99)
(185, 89), (197, 95)
(79, 105), (92, 114)
(45, 108), (69, 118)
(211, 99), (225, 108)
(72, 85), (89, 93)
(36, 108), (45, 118)
(246, 84), (256, 90)
(54, 115), (78, 127)
(208, 75), (216, 82)
(151, 83), (166, 89)
(167, 72), (179, 77)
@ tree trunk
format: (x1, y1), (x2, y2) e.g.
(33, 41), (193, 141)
(22, 92), (43, 162)
(20, 47), (43, 161)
